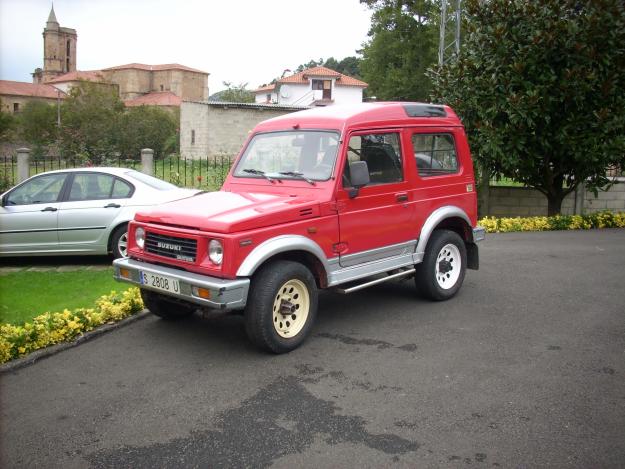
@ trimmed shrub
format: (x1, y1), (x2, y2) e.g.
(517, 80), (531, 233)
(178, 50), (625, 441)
(479, 211), (625, 233)
(0, 288), (143, 364)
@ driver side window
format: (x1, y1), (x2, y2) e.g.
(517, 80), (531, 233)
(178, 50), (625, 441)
(5, 174), (67, 206)
(343, 132), (403, 186)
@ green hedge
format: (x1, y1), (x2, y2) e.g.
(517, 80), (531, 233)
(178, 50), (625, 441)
(479, 211), (625, 233)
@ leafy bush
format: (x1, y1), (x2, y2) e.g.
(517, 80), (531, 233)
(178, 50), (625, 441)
(479, 211), (625, 233)
(0, 288), (143, 364)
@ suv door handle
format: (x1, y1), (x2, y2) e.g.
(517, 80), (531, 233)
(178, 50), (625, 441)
(396, 193), (408, 202)
(104, 203), (121, 208)
(41, 206), (58, 212)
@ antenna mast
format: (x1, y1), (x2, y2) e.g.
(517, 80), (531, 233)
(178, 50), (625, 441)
(438, 0), (462, 66)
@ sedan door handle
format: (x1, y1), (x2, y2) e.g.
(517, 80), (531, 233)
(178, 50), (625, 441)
(396, 193), (408, 202)
(104, 203), (121, 208)
(41, 206), (58, 212)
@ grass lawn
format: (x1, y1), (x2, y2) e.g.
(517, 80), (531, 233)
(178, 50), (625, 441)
(0, 268), (130, 325)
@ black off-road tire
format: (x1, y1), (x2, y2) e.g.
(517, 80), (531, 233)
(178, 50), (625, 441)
(141, 290), (196, 321)
(415, 229), (467, 301)
(244, 260), (318, 354)
(110, 225), (128, 259)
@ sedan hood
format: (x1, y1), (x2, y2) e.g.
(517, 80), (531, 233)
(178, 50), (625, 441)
(134, 190), (321, 233)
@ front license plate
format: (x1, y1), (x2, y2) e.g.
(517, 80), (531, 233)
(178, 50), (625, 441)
(140, 271), (180, 294)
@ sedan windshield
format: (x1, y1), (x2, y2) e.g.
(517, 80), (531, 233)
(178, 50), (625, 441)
(234, 131), (339, 181)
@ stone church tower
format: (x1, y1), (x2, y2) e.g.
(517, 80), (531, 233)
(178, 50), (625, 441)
(32, 5), (77, 84)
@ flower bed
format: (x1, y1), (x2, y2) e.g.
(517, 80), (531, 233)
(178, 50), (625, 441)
(0, 288), (143, 364)
(479, 211), (625, 233)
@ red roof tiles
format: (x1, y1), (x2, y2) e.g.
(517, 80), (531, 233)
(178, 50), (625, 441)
(124, 91), (182, 107)
(46, 70), (106, 84)
(104, 63), (208, 75)
(253, 84), (276, 93)
(277, 66), (367, 88)
(0, 80), (66, 99)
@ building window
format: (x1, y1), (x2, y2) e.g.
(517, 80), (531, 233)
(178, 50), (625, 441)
(160, 85), (164, 91)
(13, 103), (19, 113)
(191, 130), (195, 145)
(266, 93), (271, 102)
(67, 40), (71, 56)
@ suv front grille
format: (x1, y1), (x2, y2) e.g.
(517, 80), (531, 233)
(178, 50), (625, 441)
(145, 232), (197, 262)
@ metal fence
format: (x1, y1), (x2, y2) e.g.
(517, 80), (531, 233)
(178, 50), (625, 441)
(0, 154), (233, 192)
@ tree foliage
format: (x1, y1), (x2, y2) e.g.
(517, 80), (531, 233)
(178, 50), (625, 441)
(0, 105), (16, 143)
(118, 106), (178, 159)
(430, 0), (625, 215)
(360, 0), (438, 101)
(59, 82), (125, 164)
(216, 82), (255, 103)
(17, 101), (58, 157)
(294, 57), (363, 79)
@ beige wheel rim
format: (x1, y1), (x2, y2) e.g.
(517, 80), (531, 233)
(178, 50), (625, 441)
(272, 279), (309, 338)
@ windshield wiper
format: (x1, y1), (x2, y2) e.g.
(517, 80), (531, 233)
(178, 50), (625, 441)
(278, 171), (316, 185)
(243, 168), (277, 183)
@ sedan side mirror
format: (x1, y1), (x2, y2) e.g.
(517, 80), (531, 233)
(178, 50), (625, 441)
(347, 161), (370, 198)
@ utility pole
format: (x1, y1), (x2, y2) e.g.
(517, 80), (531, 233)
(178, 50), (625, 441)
(438, 0), (462, 66)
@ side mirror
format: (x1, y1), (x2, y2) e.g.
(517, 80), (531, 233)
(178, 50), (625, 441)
(347, 161), (370, 198)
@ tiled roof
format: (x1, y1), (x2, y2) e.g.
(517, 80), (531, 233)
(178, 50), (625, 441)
(103, 63), (208, 75)
(46, 70), (106, 84)
(253, 84), (276, 93)
(124, 91), (182, 107)
(277, 66), (367, 88)
(0, 80), (66, 99)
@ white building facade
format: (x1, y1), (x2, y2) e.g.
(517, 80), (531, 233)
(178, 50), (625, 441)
(254, 66), (367, 107)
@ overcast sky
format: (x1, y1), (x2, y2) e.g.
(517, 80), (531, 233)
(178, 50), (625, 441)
(0, 0), (372, 93)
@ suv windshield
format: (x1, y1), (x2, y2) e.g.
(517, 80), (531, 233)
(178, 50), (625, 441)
(234, 131), (339, 181)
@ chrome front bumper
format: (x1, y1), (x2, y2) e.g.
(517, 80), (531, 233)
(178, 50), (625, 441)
(113, 258), (250, 310)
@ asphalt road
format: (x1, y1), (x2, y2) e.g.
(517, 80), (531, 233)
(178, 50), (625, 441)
(1, 229), (624, 468)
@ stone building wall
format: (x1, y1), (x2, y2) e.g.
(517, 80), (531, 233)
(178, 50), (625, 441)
(180, 102), (305, 158)
(485, 181), (625, 217)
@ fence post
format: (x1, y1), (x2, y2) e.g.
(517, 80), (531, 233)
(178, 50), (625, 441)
(16, 148), (30, 183)
(140, 148), (154, 176)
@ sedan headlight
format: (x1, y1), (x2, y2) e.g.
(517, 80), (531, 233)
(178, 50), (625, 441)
(135, 227), (145, 249)
(208, 239), (223, 265)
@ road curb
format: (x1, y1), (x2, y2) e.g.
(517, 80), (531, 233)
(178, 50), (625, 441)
(0, 310), (151, 375)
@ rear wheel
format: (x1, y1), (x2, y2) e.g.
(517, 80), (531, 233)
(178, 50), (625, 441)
(141, 290), (196, 320)
(244, 260), (318, 353)
(415, 229), (467, 301)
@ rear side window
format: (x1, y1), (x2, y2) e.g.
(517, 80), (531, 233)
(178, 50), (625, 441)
(412, 133), (459, 177)
(111, 178), (133, 198)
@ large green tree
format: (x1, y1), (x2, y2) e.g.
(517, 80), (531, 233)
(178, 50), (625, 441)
(17, 101), (58, 157)
(360, 0), (438, 101)
(118, 106), (178, 159)
(59, 81), (124, 164)
(216, 82), (255, 103)
(430, 0), (625, 215)
(0, 106), (16, 143)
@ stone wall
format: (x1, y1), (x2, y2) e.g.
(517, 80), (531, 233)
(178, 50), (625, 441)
(180, 102), (305, 158)
(484, 180), (625, 217)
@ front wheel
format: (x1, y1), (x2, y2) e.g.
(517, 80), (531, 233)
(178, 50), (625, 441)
(244, 260), (318, 353)
(141, 290), (196, 320)
(415, 229), (467, 301)
(110, 225), (128, 259)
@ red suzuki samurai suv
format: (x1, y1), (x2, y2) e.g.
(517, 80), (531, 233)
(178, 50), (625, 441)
(114, 102), (485, 353)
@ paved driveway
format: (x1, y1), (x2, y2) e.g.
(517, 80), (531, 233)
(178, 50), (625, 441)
(1, 230), (624, 468)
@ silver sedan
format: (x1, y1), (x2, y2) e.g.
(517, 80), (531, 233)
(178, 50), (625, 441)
(0, 168), (199, 258)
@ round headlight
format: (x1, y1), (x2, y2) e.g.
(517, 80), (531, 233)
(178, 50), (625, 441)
(135, 227), (145, 249)
(208, 239), (223, 265)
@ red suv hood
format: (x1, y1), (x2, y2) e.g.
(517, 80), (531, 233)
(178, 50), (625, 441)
(134, 190), (322, 233)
